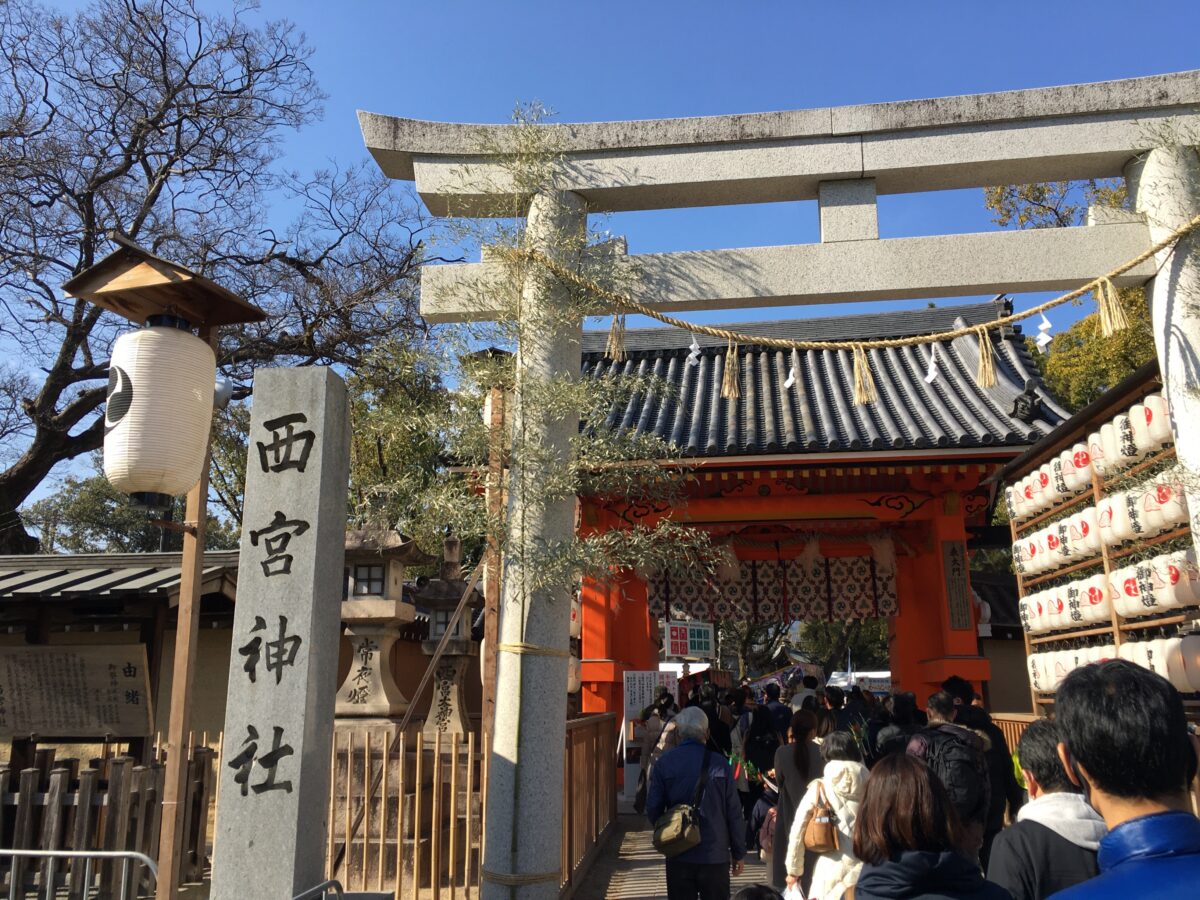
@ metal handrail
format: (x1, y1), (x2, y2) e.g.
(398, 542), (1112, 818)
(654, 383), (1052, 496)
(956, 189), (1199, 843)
(291, 879), (345, 900)
(0, 848), (158, 900)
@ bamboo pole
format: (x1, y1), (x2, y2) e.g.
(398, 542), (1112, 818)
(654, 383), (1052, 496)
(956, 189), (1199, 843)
(379, 729), (389, 891)
(464, 731), (475, 899)
(449, 732), (459, 900)
(395, 731), (406, 900)
(413, 732), (423, 900)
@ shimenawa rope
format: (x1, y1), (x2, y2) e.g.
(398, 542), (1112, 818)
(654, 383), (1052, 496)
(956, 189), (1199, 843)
(498, 211), (1200, 402)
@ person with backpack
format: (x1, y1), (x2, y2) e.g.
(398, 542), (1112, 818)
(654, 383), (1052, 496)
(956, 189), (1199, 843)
(784, 732), (869, 900)
(769, 710), (821, 889)
(906, 691), (991, 860)
(941, 676), (1024, 867)
(646, 706), (747, 899)
(874, 692), (921, 760)
(741, 704), (782, 852)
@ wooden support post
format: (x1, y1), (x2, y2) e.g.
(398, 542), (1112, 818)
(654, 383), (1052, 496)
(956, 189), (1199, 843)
(155, 327), (216, 900)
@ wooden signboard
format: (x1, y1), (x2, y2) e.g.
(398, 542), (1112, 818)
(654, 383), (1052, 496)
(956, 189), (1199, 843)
(0, 644), (153, 737)
(943, 540), (974, 631)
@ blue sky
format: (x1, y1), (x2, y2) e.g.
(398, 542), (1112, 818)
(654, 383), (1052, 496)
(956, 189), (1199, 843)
(24, 0), (1200, 501)
(258, 0), (1200, 331)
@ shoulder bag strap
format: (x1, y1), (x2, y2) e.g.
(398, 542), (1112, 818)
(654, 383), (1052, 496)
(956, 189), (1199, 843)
(691, 747), (712, 806)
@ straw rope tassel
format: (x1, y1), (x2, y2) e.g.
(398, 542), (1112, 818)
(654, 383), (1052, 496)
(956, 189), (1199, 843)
(974, 326), (997, 388)
(605, 313), (627, 362)
(721, 338), (741, 400)
(852, 344), (878, 405)
(1096, 277), (1130, 337)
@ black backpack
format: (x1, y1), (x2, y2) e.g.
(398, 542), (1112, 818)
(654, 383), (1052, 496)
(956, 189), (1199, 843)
(923, 728), (988, 825)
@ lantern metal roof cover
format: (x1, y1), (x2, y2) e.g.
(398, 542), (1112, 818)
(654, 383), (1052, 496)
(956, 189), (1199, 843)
(62, 234), (266, 327)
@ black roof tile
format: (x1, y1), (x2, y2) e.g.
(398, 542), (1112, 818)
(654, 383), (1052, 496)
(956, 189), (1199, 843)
(581, 299), (1067, 457)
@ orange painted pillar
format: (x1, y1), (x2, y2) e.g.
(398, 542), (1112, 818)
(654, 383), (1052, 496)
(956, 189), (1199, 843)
(580, 572), (657, 716)
(889, 496), (990, 702)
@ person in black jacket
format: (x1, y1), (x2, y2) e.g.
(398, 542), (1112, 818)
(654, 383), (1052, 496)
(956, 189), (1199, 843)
(942, 676), (1025, 867)
(986, 719), (1104, 900)
(907, 691), (990, 860)
(874, 692), (921, 760)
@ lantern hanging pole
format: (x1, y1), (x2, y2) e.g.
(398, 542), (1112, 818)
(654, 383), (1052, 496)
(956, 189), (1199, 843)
(155, 326), (217, 900)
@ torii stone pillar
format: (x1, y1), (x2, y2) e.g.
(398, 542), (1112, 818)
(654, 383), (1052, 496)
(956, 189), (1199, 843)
(1125, 147), (1200, 477)
(483, 189), (586, 899)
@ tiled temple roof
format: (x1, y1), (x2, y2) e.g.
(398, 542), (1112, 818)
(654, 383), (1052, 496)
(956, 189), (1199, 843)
(581, 299), (1068, 457)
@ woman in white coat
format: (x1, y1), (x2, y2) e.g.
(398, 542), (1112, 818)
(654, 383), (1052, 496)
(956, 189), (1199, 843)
(783, 732), (868, 900)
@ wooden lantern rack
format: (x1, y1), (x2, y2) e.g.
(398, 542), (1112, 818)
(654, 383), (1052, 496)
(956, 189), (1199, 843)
(1004, 375), (1200, 718)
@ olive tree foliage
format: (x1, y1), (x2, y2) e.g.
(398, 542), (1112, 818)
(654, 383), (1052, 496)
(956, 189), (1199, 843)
(23, 456), (239, 553)
(0, 0), (432, 552)
(341, 105), (718, 590)
(983, 180), (1156, 411)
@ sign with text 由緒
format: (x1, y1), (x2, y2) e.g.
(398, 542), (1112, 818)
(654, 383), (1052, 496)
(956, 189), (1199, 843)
(0, 644), (152, 738)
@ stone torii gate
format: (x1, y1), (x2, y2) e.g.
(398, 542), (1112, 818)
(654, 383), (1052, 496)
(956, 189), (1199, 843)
(359, 70), (1200, 897)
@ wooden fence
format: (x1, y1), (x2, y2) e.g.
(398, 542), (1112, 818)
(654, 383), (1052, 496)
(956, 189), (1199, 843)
(559, 714), (617, 898)
(992, 713), (1039, 754)
(327, 714), (617, 899)
(0, 746), (215, 898)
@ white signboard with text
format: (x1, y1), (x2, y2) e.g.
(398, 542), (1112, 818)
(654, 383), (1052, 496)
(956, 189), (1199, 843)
(621, 669), (679, 801)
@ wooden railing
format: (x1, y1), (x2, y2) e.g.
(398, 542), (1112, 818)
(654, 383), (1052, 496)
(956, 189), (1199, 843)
(561, 714), (617, 897)
(992, 713), (1040, 753)
(327, 714), (617, 899)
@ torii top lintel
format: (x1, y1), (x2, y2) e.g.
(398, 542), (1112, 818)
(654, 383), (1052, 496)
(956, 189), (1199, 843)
(359, 70), (1200, 216)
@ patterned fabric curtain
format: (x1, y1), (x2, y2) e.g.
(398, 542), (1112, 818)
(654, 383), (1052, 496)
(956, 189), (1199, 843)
(647, 556), (898, 624)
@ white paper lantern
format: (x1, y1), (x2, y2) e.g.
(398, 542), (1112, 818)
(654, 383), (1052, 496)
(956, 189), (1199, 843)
(1158, 637), (1192, 692)
(1143, 393), (1172, 446)
(103, 325), (216, 504)
(1027, 653), (1046, 693)
(570, 592), (582, 639)
(1088, 431), (1110, 477)
(1180, 635), (1200, 692)
(1129, 404), (1156, 456)
(1073, 508), (1100, 555)
(567, 655), (581, 694)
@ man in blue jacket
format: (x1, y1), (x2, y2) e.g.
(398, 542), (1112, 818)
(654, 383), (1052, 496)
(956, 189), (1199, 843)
(1051, 660), (1200, 899)
(646, 706), (747, 899)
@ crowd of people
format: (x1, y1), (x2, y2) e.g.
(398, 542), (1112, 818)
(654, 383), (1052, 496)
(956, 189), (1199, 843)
(643, 661), (1200, 900)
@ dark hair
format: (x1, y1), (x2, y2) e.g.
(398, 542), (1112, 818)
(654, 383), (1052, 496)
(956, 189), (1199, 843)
(748, 704), (777, 740)
(927, 691), (957, 721)
(850, 685), (864, 700)
(1057, 659), (1192, 800)
(803, 675), (819, 690)
(789, 710), (818, 780)
(1017, 719), (1075, 794)
(854, 754), (964, 865)
(801, 694), (818, 713)
(814, 708), (836, 739)
(765, 682), (781, 701)
(825, 685), (845, 710)
(941, 675), (974, 706)
(732, 887), (783, 900)
(891, 692), (918, 727)
(821, 730), (863, 764)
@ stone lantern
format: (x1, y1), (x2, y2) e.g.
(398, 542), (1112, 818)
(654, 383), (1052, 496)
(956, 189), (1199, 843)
(411, 537), (482, 735)
(335, 530), (434, 717)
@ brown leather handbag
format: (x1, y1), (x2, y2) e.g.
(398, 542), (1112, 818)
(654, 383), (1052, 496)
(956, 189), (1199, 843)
(802, 780), (840, 854)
